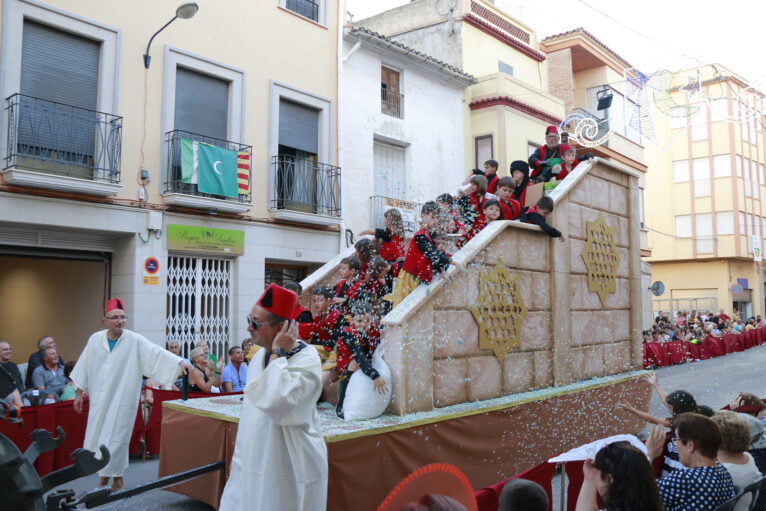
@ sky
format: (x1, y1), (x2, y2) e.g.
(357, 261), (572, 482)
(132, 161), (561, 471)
(345, 0), (764, 85)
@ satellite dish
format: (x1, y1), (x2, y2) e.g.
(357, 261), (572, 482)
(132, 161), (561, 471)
(650, 281), (665, 297)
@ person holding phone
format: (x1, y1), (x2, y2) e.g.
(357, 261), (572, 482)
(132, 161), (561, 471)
(219, 284), (327, 511)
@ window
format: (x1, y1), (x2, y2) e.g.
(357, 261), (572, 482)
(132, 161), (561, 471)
(670, 109), (688, 129)
(265, 263), (307, 285)
(692, 157), (710, 197)
(716, 211), (734, 235)
(709, 98), (729, 123)
(498, 61), (514, 76)
(17, 21), (100, 178)
(736, 155), (743, 177)
(175, 68), (229, 140)
(690, 109), (708, 141)
(673, 160), (690, 182)
(695, 213), (713, 253)
(475, 135), (493, 169)
(381, 66), (403, 118)
(161, 49), (245, 205)
(745, 160), (752, 197)
(276, 99), (320, 211)
(166, 256), (232, 362)
(1, 2), (120, 188)
(283, 0), (321, 23)
(713, 154), (731, 178)
(587, 86), (640, 144)
(268, 80), (337, 221)
(373, 141), (406, 199)
(675, 215), (692, 237)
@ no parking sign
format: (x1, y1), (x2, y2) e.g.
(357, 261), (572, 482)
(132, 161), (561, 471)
(143, 257), (160, 285)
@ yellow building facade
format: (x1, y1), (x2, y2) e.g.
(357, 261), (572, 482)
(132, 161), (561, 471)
(0, 0), (342, 360)
(644, 64), (766, 318)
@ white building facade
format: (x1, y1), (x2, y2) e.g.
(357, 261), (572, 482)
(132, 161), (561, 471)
(341, 27), (475, 236)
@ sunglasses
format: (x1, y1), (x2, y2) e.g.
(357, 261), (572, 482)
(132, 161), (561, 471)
(246, 314), (267, 330)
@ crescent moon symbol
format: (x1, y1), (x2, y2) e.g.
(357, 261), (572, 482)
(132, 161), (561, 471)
(213, 161), (223, 175)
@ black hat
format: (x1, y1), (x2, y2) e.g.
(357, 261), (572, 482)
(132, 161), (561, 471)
(510, 160), (529, 173)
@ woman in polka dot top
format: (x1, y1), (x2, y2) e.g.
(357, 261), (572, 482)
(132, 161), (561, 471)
(647, 412), (736, 510)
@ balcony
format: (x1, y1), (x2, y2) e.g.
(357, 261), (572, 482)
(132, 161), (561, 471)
(270, 155), (341, 226)
(286, 0), (319, 22)
(163, 130), (252, 214)
(381, 87), (404, 119)
(3, 93), (122, 196)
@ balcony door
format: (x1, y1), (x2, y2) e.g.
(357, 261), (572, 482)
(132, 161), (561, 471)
(169, 68), (230, 197)
(276, 99), (320, 213)
(18, 21), (100, 179)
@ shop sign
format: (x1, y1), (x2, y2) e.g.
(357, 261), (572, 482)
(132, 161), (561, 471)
(167, 224), (244, 255)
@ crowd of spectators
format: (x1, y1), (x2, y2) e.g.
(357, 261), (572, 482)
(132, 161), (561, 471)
(573, 374), (766, 510)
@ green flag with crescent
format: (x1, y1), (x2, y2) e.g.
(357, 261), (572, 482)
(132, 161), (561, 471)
(180, 138), (239, 198)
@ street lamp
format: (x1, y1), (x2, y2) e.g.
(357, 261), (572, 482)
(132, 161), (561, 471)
(143, 3), (199, 69)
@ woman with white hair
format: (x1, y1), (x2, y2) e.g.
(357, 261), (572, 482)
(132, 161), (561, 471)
(188, 347), (220, 393)
(712, 411), (762, 511)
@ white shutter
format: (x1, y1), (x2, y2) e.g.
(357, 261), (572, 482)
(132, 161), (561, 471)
(475, 135), (493, 169)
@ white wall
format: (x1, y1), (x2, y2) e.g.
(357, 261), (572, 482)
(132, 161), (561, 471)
(341, 39), (468, 235)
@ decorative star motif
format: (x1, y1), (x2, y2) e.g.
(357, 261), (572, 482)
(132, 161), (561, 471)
(679, 74), (702, 100)
(470, 262), (527, 363)
(581, 213), (620, 307)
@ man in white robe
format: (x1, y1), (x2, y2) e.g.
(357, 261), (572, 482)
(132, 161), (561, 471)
(220, 284), (328, 511)
(71, 298), (188, 490)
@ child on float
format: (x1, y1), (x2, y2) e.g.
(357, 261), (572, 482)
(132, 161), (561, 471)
(392, 201), (457, 307)
(457, 198), (505, 247)
(494, 177), (522, 220)
(347, 255), (391, 317)
(354, 238), (376, 281)
(334, 301), (386, 419)
(550, 144), (579, 182)
(456, 174), (488, 232)
(435, 193), (463, 234)
(331, 256), (361, 314)
(359, 208), (406, 281)
(300, 286), (344, 360)
(520, 196), (566, 242)
(509, 160), (531, 206)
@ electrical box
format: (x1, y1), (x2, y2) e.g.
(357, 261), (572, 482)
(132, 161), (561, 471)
(147, 211), (163, 231)
(140, 168), (150, 180)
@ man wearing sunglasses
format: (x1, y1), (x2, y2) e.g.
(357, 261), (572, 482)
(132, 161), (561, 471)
(220, 283), (327, 511)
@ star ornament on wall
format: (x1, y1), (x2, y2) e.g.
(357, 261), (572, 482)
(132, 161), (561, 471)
(470, 262), (527, 363)
(582, 213), (620, 307)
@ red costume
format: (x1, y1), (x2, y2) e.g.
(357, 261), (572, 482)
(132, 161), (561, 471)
(499, 198), (521, 220)
(402, 228), (451, 283)
(298, 308), (343, 350)
(336, 323), (380, 375)
(486, 173), (499, 195)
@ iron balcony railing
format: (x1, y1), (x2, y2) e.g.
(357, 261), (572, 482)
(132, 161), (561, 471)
(4, 93), (122, 182)
(271, 155), (341, 217)
(164, 130), (252, 203)
(286, 0), (319, 21)
(381, 87), (404, 119)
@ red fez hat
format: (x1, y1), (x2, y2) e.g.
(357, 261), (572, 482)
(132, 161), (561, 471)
(545, 125), (559, 135)
(105, 298), (125, 314)
(257, 284), (297, 320)
(559, 143), (575, 154)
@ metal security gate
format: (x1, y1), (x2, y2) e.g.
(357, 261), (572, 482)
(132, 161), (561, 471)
(166, 255), (232, 361)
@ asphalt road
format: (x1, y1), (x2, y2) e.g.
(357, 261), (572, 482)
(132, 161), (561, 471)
(42, 343), (766, 510)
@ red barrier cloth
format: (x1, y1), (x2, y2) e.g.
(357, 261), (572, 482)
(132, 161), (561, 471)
(566, 460), (586, 511)
(666, 341), (684, 364)
(474, 462), (555, 511)
(742, 330), (755, 349)
(703, 335), (725, 357)
(643, 343), (661, 368)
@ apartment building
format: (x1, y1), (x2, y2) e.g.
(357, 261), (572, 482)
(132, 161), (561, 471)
(644, 64), (766, 317)
(0, 0), (341, 360)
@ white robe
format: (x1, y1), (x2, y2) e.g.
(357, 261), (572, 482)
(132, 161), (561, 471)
(70, 329), (181, 477)
(219, 343), (328, 511)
